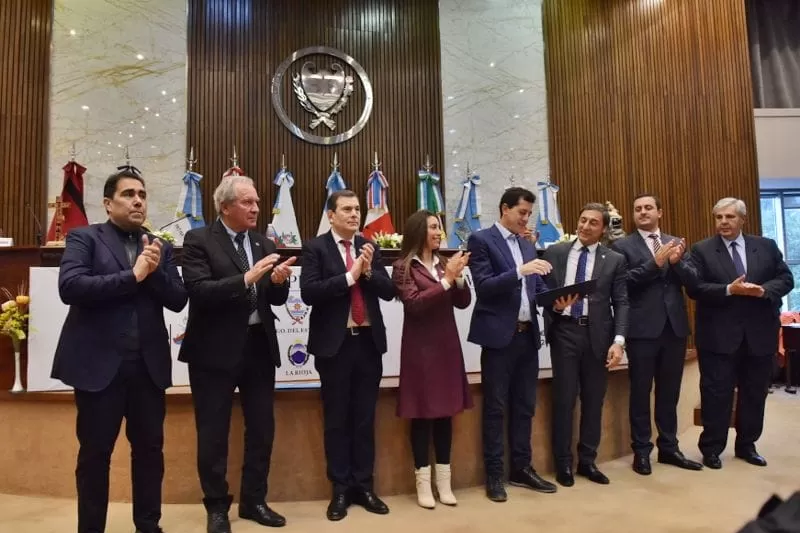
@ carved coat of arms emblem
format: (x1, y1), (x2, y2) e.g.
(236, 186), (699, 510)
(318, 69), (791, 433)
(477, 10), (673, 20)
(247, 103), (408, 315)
(293, 62), (353, 131)
(272, 46), (373, 145)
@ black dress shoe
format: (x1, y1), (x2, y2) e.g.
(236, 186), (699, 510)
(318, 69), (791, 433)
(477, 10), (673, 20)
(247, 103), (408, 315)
(658, 450), (703, 471)
(351, 490), (389, 515)
(633, 454), (652, 475)
(735, 450), (768, 467)
(326, 493), (350, 521)
(207, 511), (232, 533)
(135, 528), (164, 533)
(703, 454), (722, 469)
(239, 502), (287, 528)
(555, 466), (574, 487)
(509, 466), (557, 493)
(485, 477), (507, 502)
(577, 463), (610, 484)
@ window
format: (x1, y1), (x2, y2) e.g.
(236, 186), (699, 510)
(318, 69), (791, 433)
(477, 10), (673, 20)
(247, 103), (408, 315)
(760, 190), (800, 310)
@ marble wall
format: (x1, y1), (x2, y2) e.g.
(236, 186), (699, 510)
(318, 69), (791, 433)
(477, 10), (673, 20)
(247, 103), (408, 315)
(48, 0), (187, 230)
(440, 0), (549, 229)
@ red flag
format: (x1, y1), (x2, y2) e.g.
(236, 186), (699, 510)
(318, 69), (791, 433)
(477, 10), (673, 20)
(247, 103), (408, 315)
(47, 161), (89, 240)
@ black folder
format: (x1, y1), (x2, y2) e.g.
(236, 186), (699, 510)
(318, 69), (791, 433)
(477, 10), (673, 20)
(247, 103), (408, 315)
(536, 279), (598, 308)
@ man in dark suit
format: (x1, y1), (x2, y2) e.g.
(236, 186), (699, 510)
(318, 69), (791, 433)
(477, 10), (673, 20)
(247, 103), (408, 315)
(685, 197), (793, 469)
(542, 202), (629, 487)
(466, 187), (557, 502)
(52, 169), (187, 533)
(611, 194), (703, 475)
(180, 175), (295, 533)
(300, 190), (395, 521)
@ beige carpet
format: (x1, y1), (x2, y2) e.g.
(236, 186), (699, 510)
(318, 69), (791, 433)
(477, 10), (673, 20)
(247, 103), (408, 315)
(2, 391), (798, 533)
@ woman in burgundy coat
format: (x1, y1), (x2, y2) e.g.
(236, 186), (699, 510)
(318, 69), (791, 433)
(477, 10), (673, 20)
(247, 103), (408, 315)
(392, 210), (472, 509)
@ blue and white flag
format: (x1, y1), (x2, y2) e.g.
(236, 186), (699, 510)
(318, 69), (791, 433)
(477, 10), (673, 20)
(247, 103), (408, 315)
(535, 180), (564, 248)
(316, 168), (348, 236)
(269, 168), (301, 247)
(447, 174), (482, 249)
(417, 168), (446, 239)
(168, 170), (205, 245)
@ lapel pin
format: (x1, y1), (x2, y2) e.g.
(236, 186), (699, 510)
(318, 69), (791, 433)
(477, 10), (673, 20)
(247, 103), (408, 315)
(255, 242), (261, 247)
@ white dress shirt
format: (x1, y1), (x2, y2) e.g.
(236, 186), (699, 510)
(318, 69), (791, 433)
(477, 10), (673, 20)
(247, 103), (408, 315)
(494, 222), (531, 322)
(562, 239), (625, 346)
(220, 219), (260, 325)
(330, 229), (371, 327)
(637, 228), (661, 257)
(411, 254), (465, 290)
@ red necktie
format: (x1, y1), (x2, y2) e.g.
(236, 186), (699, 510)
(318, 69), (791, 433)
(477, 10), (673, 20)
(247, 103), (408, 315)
(341, 240), (366, 325)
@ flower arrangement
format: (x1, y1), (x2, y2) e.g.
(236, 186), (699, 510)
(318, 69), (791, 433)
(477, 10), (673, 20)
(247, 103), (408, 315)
(558, 233), (577, 243)
(0, 284), (30, 352)
(372, 232), (403, 249)
(150, 230), (175, 244)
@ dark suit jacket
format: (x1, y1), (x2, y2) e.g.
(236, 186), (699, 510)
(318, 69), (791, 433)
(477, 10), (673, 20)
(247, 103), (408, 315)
(542, 240), (629, 359)
(611, 232), (691, 340)
(52, 222), (188, 392)
(178, 220), (289, 370)
(466, 225), (547, 350)
(300, 232), (395, 359)
(685, 234), (793, 356)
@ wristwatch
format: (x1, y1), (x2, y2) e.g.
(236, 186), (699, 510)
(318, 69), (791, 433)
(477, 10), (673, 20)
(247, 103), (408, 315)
(363, 269), (373, 280)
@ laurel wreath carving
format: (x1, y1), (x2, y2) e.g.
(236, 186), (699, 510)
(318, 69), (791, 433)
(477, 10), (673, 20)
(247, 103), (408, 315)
(292, 73), (354, 131)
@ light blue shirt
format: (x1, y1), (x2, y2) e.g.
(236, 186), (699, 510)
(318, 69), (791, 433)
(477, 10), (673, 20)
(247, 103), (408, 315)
(494, 222), (531, 322)
(722, 233), (747, 273)
(219, 218), (260, 325)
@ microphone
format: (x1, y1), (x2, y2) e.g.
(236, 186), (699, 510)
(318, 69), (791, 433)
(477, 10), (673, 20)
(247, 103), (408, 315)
(157, 214), (189, 231)
(26, 203), (44, 246)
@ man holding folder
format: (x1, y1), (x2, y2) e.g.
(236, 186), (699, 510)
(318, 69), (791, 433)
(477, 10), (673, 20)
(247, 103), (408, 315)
(542, 202), (629, 487)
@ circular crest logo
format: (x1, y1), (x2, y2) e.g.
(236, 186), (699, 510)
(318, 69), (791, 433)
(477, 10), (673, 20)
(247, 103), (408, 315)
(271, 46), (373, 145)
(287, 341), (309, 368)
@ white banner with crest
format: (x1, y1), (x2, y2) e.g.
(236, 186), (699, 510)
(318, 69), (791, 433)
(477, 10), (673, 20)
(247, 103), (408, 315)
(26, 266), (551, 392)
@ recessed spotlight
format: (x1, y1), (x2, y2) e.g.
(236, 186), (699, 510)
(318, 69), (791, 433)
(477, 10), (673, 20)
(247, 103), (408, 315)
(136, 54), (144, 60)
(117, 144), (122, 148)
(489, 62), (495, 67)
(141, 125), (146, 130)
(130, 120), (135, 124)
(144, 106), (149, 111)
(453, 164), (459, 168)
(513, 114), (520, 119)
(69, 29), (76, 36)
(81, 105), (89, 110)
(128, 134), (133, 138)
(171, 97), (176, 103)
(451, 150), (458, 155)
(447, 96), (454, 100)
(161, 90), (167, 95)
(449, 129), (456, 134)
(519, 89), (525, 93)
(155, 113), (160, 117)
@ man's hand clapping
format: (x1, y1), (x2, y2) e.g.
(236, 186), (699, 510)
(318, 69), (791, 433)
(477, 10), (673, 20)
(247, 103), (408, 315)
(133, 235), (162, 282)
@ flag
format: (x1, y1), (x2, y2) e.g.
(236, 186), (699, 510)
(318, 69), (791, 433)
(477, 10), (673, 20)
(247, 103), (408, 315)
(269, 168), (301, 247)
(447, 174), (482, 249)
(47, 161), (89, 241)
(535, 180), (564, 248)
(362, 169), (395, 239)
(417, 168), (446, 239)
(316, 168), (347, 236)
(165, 170), (205, 246)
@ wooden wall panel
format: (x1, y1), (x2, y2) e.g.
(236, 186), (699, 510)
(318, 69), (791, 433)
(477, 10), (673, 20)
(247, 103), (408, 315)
(542, 0), (760, 242)
(187, 0), (444, 239)
(0, 0), (52, 245)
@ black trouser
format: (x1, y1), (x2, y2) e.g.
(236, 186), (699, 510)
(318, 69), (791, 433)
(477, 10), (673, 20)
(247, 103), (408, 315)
(315, 329), (382, 495)
(74, 359), (165, 533)
(627, 322), (687, 455)
(481, 327), (539, 479)
(188, 327), (276, 512)
(550, 321), (608, 467)
(698, 343), (773, 457)
(410, 418), (452, 469)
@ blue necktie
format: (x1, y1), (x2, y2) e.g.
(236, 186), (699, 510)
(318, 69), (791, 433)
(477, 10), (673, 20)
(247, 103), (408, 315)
(730, 241), (746, 278)
(571, 246), (588, 318)
(234, 232), (258, 314)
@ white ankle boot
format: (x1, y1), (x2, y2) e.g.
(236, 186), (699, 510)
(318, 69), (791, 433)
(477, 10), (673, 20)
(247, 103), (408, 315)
(415, 465), (436, 508)
(435, 464), (457, 505)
